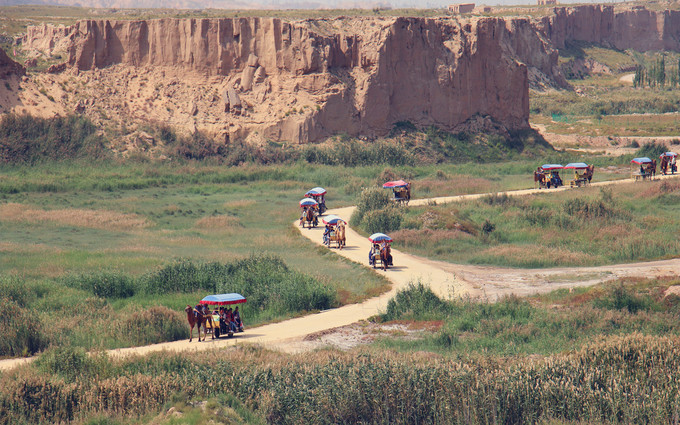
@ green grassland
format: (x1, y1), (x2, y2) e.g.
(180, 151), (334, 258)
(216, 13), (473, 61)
(0, 147), (639, 359)
(377, 278), (680, 356)
(532, 45), (680, 138)
(388, 179), (680, 268)
(2, 279), (680, 424)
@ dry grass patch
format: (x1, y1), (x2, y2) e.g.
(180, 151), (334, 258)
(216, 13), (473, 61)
(637, 180), (680, 198)
(224, 200), (256, 209)
(0, 203), (149, 230)
(418, 176), (492, 196)
(194, 215), (242, 230)
(0, 241), (60, 253)
(161, 236), (209, 246)
(592, 224), (645, 241)
(474, 245), (596, 267)
(393, 229), (473, 248)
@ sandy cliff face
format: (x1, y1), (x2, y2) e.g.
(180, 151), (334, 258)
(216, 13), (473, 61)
(536, 5), (680, 52)
(0, 48), (25, 78)
(20, 16), (552, 143)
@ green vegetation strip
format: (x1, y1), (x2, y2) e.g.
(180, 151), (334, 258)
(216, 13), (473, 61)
(0, 257), (335, 357)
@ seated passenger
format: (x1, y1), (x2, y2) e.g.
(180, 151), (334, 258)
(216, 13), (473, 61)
(226, 308), (237, 332)
(233, 306), (243, 332)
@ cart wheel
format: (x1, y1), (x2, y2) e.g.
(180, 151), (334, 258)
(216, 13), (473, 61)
(214, 327), (220, 338)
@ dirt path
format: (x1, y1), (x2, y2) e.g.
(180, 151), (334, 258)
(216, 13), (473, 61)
(2, 174), (679, 371)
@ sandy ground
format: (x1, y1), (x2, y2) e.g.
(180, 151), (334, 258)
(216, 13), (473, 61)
(619, 73), (635, 83)
(2, 174), (680, 370)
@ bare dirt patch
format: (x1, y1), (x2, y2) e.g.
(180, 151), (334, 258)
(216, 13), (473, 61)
(299, 320), (441, 351)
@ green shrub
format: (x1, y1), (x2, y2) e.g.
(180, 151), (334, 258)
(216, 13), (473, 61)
(122, 306), (188, 345)
(356, 187), (390, 214)
(594, 284), (658, 313)
(0, 298), (48, 357)
(34, 346), (97, 382)
(0, 114), (107, 163)
(302, 139), (415, 166)
(141, 260), (221, 294)
(563, 198), (621, 220)
(383, 282), (448, 321)
(141, 256), (335, 320)
(635, 141), (668, 159)
(361, 207), (403, 234)
(62, 272), (136, 299)
(216, 255), (336, 316)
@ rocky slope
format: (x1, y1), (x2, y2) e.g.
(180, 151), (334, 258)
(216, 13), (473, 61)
(18, 16), (562, 144)
(0, 48), (25, 78)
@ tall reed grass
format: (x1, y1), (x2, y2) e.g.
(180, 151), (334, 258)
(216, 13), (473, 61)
(3, 333), (680, 424)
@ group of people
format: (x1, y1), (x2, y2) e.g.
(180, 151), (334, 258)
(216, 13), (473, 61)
(218, 306), (244, 333)
(534, 168), (563, 188)
(316, 195), (326, 212)
(323, 224), (332, 245)
(573, 165), (594, 183)
(193, 304), (244, 333)
(393, 183), (411, 203)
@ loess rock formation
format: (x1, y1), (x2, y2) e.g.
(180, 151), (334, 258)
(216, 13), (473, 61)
(21, 17), (555, 143)
(15, 4), (680, 145)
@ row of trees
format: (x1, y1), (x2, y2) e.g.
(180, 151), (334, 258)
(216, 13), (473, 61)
(633, 56), (680, 88)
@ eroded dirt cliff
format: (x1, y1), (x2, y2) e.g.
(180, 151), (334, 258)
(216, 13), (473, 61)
(537, 4), (680, 52)
(14, 4), (679, 146)
(18, 16), (557, 144)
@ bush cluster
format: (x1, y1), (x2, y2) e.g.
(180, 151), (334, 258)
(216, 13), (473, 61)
(303, 139), (415, 166)
(0, 114), (107, 163)
(0, 298), (48, 356)
(350, 187), (403, 234)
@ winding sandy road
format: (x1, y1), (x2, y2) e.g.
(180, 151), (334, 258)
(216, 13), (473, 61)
(2, 174), (679, 371)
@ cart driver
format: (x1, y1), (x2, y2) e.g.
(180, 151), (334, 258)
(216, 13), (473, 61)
(323, 224), (331, 245)
(300, 207), (307, 226)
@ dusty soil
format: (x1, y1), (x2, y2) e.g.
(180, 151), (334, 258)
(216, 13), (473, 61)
(2, 174), (680, 370)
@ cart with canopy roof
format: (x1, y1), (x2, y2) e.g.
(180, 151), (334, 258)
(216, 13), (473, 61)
(383, 180), (411, 205)
(631, 157), (655, 181)
(323, 215), (346, 249)
(299, 198), (319, 228)
(368, 233), (393, 270)
(535, 164), (563, 189)
(564, 163), (594, 188)
(305, 187), (327, 214)
(660, 152), (678, 175)
(199, 293), (247, 338)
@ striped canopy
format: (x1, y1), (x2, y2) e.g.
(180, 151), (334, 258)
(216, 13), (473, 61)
(200, 293), (247, 305)
(300, 198), (318, 207)
(631, 157), (652, 165)
(564, 162), (589, 169)
(383, 180), (409, 188)
(540, 164), (563, 171)
(369, 233), (393, 243)
(323, 215), (345, 225)
(306, 187), (327, 196)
